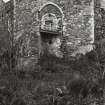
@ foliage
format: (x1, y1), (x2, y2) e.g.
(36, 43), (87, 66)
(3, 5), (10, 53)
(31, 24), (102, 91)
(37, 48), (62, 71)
(0, 35), (105, 105)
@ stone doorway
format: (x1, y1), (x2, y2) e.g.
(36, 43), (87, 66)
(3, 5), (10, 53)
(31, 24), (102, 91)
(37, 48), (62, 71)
(38, 2), (64, 58)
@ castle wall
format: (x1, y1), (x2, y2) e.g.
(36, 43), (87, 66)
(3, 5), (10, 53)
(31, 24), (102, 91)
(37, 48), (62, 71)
(13, 0), (94, 65)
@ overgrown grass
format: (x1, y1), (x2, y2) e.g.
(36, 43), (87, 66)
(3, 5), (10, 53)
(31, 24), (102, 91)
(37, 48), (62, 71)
(0, 43), (105, 105)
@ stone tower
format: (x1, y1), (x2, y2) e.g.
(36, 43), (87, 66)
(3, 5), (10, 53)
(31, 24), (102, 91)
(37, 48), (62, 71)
(11, 0), (94, 67)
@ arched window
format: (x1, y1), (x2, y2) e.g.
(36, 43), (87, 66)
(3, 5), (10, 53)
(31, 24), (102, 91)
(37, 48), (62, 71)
(38, 2), (64, 58)
(39, 2), (64, 33)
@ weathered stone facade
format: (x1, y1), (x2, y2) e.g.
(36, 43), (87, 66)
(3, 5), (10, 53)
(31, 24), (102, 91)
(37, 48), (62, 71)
(0, 0), (94, 66)
(14, 0), (94, 59)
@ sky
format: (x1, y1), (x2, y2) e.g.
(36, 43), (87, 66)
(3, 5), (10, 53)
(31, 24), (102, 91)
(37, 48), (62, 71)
(3, 0), (10, 3)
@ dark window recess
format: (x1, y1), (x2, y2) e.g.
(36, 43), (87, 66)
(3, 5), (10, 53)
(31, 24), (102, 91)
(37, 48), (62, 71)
(40, 32), (58, 44)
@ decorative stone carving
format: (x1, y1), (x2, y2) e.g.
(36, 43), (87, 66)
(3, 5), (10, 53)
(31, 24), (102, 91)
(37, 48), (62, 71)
(39, 2), (64, 33)
(41, 13), (61, 31)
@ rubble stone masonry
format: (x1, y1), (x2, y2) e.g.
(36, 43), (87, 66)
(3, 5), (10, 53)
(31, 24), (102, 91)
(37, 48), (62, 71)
(7, 0), (94, 65)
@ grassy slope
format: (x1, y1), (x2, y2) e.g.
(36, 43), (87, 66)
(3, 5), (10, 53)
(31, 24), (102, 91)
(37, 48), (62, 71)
(0, 50), (105, 105)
